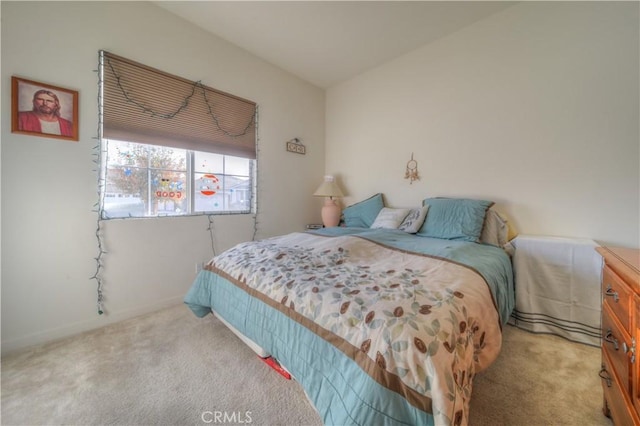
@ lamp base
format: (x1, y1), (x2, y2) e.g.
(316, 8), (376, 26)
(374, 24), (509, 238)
(321, 198), (341, 227)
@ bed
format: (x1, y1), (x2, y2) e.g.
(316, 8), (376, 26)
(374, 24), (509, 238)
(185, 196), (515, 425)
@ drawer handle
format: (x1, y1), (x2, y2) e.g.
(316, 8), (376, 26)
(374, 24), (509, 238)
(604, 329), (620, 351)
(599, 366), (612, 387)
(619, 339), (637, 363)
(605, 285), (619, 303)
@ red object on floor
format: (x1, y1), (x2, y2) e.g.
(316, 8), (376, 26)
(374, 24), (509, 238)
(260, 356), (292, 380)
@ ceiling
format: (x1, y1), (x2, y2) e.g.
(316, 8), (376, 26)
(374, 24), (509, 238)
(154, 1), (516, 89)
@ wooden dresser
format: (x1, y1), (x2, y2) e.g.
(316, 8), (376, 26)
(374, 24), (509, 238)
(597, 246), (640, 425)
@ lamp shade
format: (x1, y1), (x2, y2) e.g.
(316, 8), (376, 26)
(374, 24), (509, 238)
(313, 175), (344, 198)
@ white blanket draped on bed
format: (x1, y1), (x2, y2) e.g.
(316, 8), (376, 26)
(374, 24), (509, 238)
(509, 235), (602, 346)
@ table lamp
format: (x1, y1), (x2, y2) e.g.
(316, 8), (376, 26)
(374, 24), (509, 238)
(313, 175), (344, 227)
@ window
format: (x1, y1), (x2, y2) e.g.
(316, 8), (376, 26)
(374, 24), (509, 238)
(99, 51), (257, 219)
(103, 140), (253, 218)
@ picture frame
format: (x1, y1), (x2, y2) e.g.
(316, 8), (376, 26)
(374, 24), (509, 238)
(11, 76), (79, 141)
(286, 137), (306, 155)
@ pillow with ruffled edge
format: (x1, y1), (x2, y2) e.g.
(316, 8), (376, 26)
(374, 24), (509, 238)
(398, 205), (429, 233)
(417, 197), (494, 242)
(370, 207), (411, 229)
(341, 193), (385, 228)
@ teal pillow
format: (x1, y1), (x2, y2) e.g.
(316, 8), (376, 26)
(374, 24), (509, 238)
(342, 193), (384, 228)
(418, 198), (494, 242)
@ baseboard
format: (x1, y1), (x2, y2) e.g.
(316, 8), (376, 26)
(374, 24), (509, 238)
(1, 296), (184, 356)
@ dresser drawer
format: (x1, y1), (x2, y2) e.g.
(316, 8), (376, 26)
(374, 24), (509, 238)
(603, 265), (632, 331)
(602, 350), (640, 426)
(602, 304), (632, 393)
(635, 296), (640, 416)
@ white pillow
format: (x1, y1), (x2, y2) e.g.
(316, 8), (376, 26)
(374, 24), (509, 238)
(480, 209), (509, 247)
(370, 208), (411, 229)
(398, 205), (429, 233)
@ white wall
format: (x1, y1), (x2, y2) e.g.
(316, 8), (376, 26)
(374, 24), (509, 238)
(1, 1), (325, 354)
(326, 2), (639, 248)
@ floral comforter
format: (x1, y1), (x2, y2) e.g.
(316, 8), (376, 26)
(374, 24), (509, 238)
(185, 229), (514, 425)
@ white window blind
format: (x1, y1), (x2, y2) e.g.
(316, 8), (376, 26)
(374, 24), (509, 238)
(101, 51), (257, 159)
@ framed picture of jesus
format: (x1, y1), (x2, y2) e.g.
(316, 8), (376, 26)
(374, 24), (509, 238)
(11, 76), (79, 142)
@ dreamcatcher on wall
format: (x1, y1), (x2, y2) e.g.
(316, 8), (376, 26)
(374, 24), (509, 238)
(404, 153), (420, 184)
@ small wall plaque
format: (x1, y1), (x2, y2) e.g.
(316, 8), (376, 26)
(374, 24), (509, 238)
(286, 138), (306, 155)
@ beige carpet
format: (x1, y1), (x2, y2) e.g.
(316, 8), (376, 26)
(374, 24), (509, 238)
(1, 304), (612, 426)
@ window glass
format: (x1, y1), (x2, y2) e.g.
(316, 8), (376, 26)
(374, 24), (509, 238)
(194, 151), (224, 174)
(102, 139), (253, 219)
(225, 156), (251, 176)
(224, 175), (252, 212)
